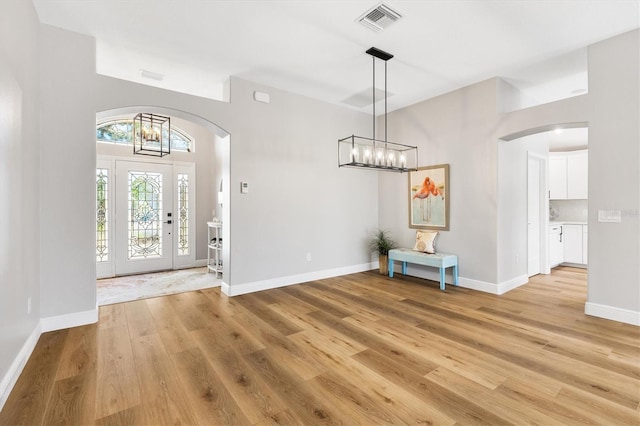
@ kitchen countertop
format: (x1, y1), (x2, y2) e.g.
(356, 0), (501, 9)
(549, 221), (588, 226)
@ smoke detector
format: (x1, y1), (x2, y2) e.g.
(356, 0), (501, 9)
(357, 3), (402, 32)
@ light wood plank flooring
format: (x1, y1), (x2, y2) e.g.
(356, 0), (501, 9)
(1, 266), (639, 425)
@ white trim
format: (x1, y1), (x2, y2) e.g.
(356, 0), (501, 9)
(457, 276), (500, 294)
(560, 262), (587, 269)
(97, 154), (195, 168)
(385, 261), (528, 295)
(221, 262), (376, 296)
(40, 308), (98, 333)
(0, 322), (41, 411)
(430, 275), (528, 295)
(585, 302), (640, 326)
(497, 274), (529, 295)
(175, 259), (208, 269)
(194, 259), (208, 267)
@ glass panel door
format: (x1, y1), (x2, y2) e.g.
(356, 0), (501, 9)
(115, 161), (173, 275)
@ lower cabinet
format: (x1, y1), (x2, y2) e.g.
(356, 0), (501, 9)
(563, 224), (587, 265)
(549, 225), (564, 268)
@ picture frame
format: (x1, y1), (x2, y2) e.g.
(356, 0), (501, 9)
(409, 164), (450, 230)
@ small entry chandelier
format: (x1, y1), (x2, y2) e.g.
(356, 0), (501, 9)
(133, 112), (171, 157)
(338, 47), (418, 172)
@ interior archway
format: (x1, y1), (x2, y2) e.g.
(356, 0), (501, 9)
(95, 106), (231, 305)
(497, 122), (589, 296)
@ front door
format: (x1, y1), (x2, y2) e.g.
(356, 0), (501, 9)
(115, 161), (174, 275)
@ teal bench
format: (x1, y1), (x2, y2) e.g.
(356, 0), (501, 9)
(388, 248), (458, 291)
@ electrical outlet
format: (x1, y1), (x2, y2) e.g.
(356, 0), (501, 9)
(306, 252), (312, 262)
(27, 297), (31, 315)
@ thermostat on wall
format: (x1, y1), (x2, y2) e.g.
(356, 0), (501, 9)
(253, 91), (270, 103)
(241, 182), (249, 194)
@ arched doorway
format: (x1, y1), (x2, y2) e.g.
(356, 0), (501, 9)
(498, 122), (588, 291)
(94, 106), (230, 304)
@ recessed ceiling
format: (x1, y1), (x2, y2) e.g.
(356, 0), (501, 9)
(32, 0), (640, 113)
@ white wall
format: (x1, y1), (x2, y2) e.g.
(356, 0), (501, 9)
(379, 30), (639, 324)
(0, 0), (41, 408)
(38, 25), (377, 304)
(225, 79), (378, 291)
(39, 25), (97, 322)
(379, 79), (503, 287)
(586, 29), (640, 324)
(378, 78), (586, 291)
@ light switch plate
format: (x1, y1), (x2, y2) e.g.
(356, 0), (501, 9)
(598, 209), (621, 223)
(241, 182), (249, 194)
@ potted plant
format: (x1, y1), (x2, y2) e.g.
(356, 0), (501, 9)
(368, 229), (396, 275)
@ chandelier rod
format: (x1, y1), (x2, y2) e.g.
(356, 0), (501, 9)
(372, 55), (376, 143)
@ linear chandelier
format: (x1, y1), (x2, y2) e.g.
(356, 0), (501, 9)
(133, 112), (171, 157)
(338, 47), (418, 172)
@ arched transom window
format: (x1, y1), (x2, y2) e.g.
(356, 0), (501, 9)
(96, 119), (194, 152)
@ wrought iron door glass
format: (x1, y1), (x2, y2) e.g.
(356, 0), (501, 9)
(96, 168), (109, 262)
(177, 173), (189, 255)
(128, 171), (163, 259)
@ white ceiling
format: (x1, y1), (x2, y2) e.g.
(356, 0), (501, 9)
(32, 0), (640, 113)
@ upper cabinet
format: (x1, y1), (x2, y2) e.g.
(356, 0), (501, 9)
(549, 156), (568, 199)
(549, 150), (588, 200)
(567, 152), (588, 199)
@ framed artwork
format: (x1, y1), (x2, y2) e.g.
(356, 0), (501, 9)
(409, 164), (450, 230)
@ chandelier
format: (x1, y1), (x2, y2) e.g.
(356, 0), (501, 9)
(338, 47), (418, 172)
(133, 112), (171, 157)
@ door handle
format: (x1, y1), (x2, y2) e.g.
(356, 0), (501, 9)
(164, 220), (172, 224)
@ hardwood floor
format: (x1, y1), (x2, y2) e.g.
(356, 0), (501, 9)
(1, 266), (639, 425)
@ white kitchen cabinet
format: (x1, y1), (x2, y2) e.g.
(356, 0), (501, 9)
(549, 156), (568, 199)
(563, 224), (583, 264)
(549, 225), (564, 268)
(548, 151), (588, 200)
(567, 152), (588, 199)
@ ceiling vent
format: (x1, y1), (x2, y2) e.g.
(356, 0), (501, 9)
(357, 3), (402, 32)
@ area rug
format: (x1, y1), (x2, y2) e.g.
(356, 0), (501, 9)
(97, 267), (220, 306)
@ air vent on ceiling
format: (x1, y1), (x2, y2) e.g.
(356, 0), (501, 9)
(357, 3), (402, 32)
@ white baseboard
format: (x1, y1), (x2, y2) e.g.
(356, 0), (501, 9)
(497, 274), (529, 295)
(192, 259), (209, 268)
(0, 322), (41, 411)
(220, 280), (231, 295)
(398, 263), (501, 294)
(40, 308), (98, 333)
(222, 262), (376, 297)
(457, 276), (499, 294)
(561, 262), (587, 269)
(394, 264), (527, 296)
(585, 302), (640, 326)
